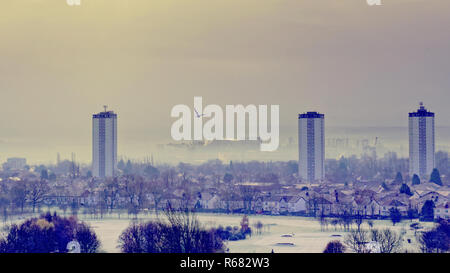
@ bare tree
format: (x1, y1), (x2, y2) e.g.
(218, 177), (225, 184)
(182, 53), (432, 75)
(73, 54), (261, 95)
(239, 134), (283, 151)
(319, 213), (329, 232)
(163, 203), (215, 253)
(354, 212), (364, 231)
(307, 195), (319, 217)
(370, 228), (403, 253)
(344, 229), (370, 253)
(338, 212), (353, 231)
(329, 219), (339, 231)
(0, 195), (9, 223)
(149, 180), (165, 215)
(221, 185), (237, 214)
(135, 178), (149, 210)
(121, 175), (138, 211)
(26, 180), (50, 213)
(161, 168), (176, 188)
(103, 178), (120, 213)
(177, 163), (192, 184)
(239, 186), (257, 213)
(119, 205), (224, 253)
(254, 221), (264, 235)
(10, 180), (28, 213)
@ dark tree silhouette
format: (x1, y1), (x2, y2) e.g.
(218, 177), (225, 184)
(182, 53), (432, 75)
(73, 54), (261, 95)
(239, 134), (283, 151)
(323, 240), (346, 253)
(0, 213), (100, 253)
(399, 183), (413, 196)
(412, 174), (421, 185)
(389, 207), (402, 226)
(354, 212), (364, 231)
(394, 172), (403, 184)
(407, 208), (418, 221)
(420, 200), (435, 222)
(223, 173), (234, 183)
(418, 219), (450, 253)
(429, 169), (443, 186)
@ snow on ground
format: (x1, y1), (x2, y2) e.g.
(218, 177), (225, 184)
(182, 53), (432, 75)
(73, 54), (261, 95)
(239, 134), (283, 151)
(1, 212), (434, 253)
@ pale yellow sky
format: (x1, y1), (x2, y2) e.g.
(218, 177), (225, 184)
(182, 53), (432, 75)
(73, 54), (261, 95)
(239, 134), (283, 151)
(1, 0), (449, 163)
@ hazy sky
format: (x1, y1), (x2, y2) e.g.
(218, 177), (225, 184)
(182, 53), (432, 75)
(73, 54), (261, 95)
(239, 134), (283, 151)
(1, 0), (450, 163)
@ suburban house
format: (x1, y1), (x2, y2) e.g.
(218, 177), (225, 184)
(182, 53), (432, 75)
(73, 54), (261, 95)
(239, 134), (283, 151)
(198, 192), (221, 210)
(435, 202), (450, 219)
(367, 199), (383, 217)
(307, 196), (333, 216)
(380, 199), (408, 216)
(263, 196), (282, 214)
(287, 196), (307, 213)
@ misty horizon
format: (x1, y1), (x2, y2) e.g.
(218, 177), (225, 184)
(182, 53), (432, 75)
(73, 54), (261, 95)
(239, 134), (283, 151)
(2, 0), (450, 164)
(2, 125), (450, 165)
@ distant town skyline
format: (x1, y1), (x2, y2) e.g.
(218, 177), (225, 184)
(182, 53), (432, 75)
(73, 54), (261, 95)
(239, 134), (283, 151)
(1, 0), (450, 163)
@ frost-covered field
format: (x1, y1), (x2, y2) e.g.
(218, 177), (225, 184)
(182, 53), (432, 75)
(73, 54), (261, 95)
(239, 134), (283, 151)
(80, 213), (433, 253)
(1, 212), (434, 253)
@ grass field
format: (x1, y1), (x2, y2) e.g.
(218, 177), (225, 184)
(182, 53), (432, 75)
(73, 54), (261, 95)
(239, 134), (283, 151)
(0, 211), (435, 253)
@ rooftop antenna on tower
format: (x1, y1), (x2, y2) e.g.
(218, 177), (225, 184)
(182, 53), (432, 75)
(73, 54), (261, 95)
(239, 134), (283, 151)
(103, 105), (108, 112)
(419, 102), (424, 110)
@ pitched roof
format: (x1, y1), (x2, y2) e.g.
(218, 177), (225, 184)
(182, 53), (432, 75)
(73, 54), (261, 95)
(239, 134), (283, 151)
(308, 197), (333, 205)
(389, 200), (406, 207)
(288, 196), (306, 203)
(436, 202), (449, 209)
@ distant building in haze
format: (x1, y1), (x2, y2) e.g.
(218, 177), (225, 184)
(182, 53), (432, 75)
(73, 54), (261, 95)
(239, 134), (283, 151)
(409, 102), (435, 179)
(298, 112), (325, 182)
(92, 106), (117, 178)
(2, 157), (27, 171)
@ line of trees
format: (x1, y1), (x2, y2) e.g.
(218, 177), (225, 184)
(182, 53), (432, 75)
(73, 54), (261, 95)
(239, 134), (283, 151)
(323, 219), (450, 253)
(0, 179), (50, 221)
